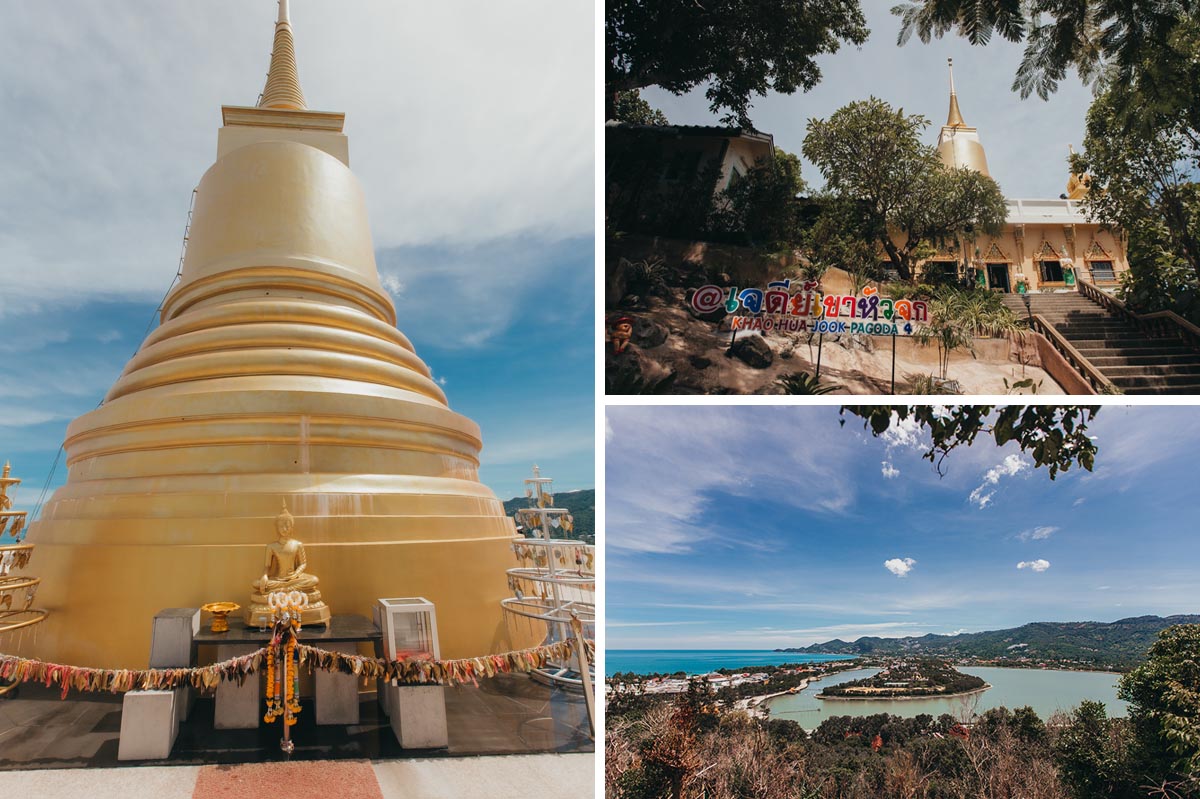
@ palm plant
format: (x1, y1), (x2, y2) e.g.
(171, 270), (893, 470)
(776, 371), (841, 395)
(915, 287), (1023, 380)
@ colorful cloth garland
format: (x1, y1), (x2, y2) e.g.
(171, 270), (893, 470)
(0, 637), (594, 698)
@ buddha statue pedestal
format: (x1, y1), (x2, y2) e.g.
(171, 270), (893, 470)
(244, 502), (331, 628)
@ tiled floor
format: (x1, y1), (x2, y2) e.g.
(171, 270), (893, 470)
(0, 674), (592, 769)
(0, 754), (595, 798)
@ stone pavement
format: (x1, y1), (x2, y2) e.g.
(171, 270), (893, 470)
(0, 753), (595, 798)
(0, 674), (594, 796)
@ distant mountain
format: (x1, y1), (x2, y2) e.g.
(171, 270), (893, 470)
(503, 488), (594, 543)
(779, 615), (1200, 669)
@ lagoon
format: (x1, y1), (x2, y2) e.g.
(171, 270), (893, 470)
(766, 666), (1129, 722)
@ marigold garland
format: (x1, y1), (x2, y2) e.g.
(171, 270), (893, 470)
(0, 637), (593, 697)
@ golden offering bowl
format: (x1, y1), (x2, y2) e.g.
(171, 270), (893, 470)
(201, 602), (241, 633)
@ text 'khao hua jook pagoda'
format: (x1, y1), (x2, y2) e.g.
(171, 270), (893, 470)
(26, 2), (528, 668)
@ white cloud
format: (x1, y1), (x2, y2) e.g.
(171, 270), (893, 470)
(1017, 559), (1051, 572)
(884, 557), (917, 577)
(1073, 497), (1086, 507)
(969, 488), (994, 509)
(881, 460), (899, 479)
(1017, 525), (1059, 542)
(605, 416), (614, 443)
(969, 453), (1029, 508)
(881, 413), (923, 450)
(379, 273), (405, 297)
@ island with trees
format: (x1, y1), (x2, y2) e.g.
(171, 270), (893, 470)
(819, 658), (988, 700)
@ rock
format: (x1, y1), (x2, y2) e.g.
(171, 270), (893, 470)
(729, 334), (774, 369)
(620, 294), (647, 310)
(780, 346), (794, 360)
(679, 270), (707, 289)
(716, 272), (733, 286)
(606, 346), (676, 394)
(631, 317), (668, 349)
(688, 355), (713, 370)
(606, 258), (629, 310)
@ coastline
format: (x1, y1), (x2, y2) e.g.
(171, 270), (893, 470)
(734, 679), (810, 718)
(817, 683), (992, 702)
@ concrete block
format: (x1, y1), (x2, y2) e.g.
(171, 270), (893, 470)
(118, 690), (178, 760)
(214, 643), (261, 729)
(149, 608), (199, 669)
(388, 684), (449, 749)
(316, 642), (360, 725)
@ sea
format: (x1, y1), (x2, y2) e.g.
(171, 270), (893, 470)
(606, 649), (852, 676)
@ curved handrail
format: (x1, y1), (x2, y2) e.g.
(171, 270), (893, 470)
(1078, 279), (1200, 350)
(1029, 314), (1119, 394)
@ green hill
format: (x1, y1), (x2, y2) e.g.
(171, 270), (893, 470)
(503, 488), (594, 543)
(780, 615), (1200, 669)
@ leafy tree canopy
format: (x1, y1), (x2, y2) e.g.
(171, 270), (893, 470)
(891, 0), (1195, 101)
(709, 147), (807, 250)
(1119, 624), (1200, 783)
(606, 0), (868, 127)
(803, 98), (1007, 281)
(612, 90), (670, 126)
(841, 405), (1098, 478)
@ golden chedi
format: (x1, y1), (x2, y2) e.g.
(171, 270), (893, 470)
(246, 502), (330, 627)
(26, 2), (528, 667)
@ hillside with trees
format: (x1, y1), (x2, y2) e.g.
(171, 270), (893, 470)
(503, 488), (594, 543)
(780, 615), (1200, 670)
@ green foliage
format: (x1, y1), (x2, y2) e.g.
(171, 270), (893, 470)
(605, 130), (726, 239)
(776, 371), (841, 395)
(802, 97), (1007, 281)
(840, 405), (1099, 479)
(1119, 624), (1200, 784)
(801, 196), (883, 279)
(1053, 701), (1137, 799)
(710, 147), (808, 251)
(606, 0), (869, 126)
(913, 287), (1021, 379)
(819, 658), (986, 698)
(891, 1), (1192, 101)
(612, 90), (669, 126)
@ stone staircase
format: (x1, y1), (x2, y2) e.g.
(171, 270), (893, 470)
(1001, 291), (1200, 394)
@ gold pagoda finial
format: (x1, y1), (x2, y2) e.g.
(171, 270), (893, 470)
(258, 0), (306, 111)
(946, 58), (966, 128)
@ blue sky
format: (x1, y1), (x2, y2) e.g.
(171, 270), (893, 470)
(606, 406), (1200, 649)
(0, 2), (594, 516)
(642, 2), (1095, 200)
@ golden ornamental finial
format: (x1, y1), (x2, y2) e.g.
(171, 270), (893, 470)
(946, 57), (966, 128)
(259, 0), (306, 110)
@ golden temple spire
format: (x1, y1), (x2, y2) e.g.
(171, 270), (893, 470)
(946, 58), (966, 128)
(258, 0), (306, 111)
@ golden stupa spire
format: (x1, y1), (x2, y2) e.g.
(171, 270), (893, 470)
(258, 0), (306, 110)
(946, 58), (966, 128)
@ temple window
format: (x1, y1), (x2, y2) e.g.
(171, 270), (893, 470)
(1090, 260), (1115, 281)
(1039, 259), (1065, 282)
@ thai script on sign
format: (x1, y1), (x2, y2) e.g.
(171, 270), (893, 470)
(690, 280), (929, 335)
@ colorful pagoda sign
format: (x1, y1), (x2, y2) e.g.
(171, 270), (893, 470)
(690, 281), (930, 335)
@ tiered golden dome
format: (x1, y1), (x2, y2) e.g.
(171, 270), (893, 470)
(27, 4), (525, 668)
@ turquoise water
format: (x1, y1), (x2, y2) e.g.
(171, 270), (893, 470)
(606, 650), (851, 676)
(766, 666), (1129, 721)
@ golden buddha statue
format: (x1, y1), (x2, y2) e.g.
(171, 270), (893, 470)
(245, 501), (331, 627)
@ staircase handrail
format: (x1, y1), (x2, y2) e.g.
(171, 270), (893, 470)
(1078, 278), (1200, 350)
(1029, 313), (1120, 394)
